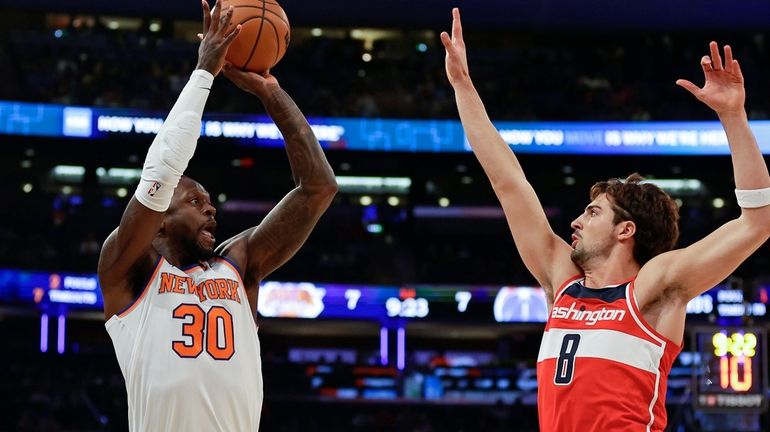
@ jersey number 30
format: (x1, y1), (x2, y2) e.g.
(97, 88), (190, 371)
(554, 333), (580, 385)
(172, 304), (235, 360)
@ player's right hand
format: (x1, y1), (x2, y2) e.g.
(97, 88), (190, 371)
(441, 8), (471, 87)
(221, 64), (279, 99)
(196, 0), (241, 76)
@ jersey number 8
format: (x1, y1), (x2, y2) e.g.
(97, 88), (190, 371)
(554, 334), (580, 385)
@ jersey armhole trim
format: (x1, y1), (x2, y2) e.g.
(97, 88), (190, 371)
(627, 280), (682, 348)
(216, 254), (245, 279)
(553, 274), (584, 302)
(214, 256), (256, 326)
(214, 256), (248, 296)
(104, 314), (119, 330)
(116, 255), (164, 319)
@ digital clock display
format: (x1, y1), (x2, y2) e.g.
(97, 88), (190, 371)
(693, 327), (768, 412)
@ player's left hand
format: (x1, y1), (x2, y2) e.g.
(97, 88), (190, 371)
(221, 63), (280, 97)
(676, 41), (745, 118)
(196, 0), (241, 76)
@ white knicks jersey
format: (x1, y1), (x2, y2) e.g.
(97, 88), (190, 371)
(106, 256), (263, 432)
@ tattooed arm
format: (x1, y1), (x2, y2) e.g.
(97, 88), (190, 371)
(216, 66), (337, 295)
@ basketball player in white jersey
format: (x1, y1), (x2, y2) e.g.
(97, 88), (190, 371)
(97, 2), (337, 430)
(442, 8), (770, 431)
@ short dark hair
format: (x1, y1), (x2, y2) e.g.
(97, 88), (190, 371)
(590, 173), (680, 265)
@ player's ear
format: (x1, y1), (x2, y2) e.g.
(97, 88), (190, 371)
(617, 220), (636, 241)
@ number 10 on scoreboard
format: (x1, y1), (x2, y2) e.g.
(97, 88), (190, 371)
(692, 327), (768, 412)
(713, 331), (756, 391)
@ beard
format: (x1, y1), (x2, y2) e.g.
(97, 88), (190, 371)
(181, 236), (216, 261)
(570, 246), (595, 268)
(570, 237), (612, 268)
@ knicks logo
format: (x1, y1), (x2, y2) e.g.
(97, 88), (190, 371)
(147, 181), (161, 197)
(550, 302), (626, 326)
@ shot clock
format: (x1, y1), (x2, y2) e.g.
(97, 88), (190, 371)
(692, 327), (768, 412)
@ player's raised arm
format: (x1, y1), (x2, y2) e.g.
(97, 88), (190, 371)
(97, 0), (241, 318)
(639, 42), (770, 302)
(440, 8), (579, 300)
(216, 66), (338, 288)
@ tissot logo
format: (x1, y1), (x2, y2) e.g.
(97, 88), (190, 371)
(551, 302), (626, 326)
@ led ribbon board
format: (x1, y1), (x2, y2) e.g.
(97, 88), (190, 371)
(6, 100), (770, 154)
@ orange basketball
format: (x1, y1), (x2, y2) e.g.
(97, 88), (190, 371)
(216, 0), (290, 73)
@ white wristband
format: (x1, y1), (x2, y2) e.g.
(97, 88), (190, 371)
(735, 187), (770, 208)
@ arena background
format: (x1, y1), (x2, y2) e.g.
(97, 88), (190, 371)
(0, 0), (769, 430)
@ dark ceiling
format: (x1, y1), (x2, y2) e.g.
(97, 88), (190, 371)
(2, 0), (770, 31)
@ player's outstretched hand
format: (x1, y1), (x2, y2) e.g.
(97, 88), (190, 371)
(440, 8), (471, 87)
(221, 64), (279, 98)
(676, 41), (745, 118)
(196, 0), (242, 76)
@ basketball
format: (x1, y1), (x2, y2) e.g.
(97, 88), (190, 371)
(216, 0), (290, 73)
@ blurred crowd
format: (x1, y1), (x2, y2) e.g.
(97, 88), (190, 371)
(2, 19), (770, 121)
(5, 136), (770, 286)
(2, 15), (770, 286)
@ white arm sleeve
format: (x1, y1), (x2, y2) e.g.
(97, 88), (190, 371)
(134, 69), (214, 212)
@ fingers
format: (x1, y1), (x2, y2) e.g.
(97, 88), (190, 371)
(219, 6), (234, 35)
(222, 63), (251, 85)
(700, 55), (713, 76)
(206, 2), (233, 41)
(209, 0), (222, 34)
(452, 8), (463, 42)
(223, 62), (243, 77)
(202, 0), (211, 36)
(675, 79), (700, 96)
(723, 44), (734, 72)
(197, 33), (204, 41)
(223, 24), (242, 46)
(709, 41), (723, 70)
(440, 31), (452, 50)
(733, 58), (744, 80)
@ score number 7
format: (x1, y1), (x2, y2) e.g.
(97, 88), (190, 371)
(455, 291), (472, 312)
(345, 289), (361, 310)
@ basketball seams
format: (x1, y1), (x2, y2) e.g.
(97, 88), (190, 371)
(222, 0), (289, 72)
(224, 0), (280, 5)
(226, 0), (280, 4)
(262, 17), (280, 66)
(242, 0), (267, 70)
(232, 5), (289, 26)
(229, 16), (261, 69)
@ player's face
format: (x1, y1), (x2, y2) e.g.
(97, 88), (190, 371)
(569, 194), (618, 267)
(164, 178), (218, 260)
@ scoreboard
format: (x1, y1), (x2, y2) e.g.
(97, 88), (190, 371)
(0, 267), (767, 325)
(256, 282), (547, 323)
(692, 327), (768, 412)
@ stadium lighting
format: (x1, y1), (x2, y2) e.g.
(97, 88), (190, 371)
(337, 176), (411, 194)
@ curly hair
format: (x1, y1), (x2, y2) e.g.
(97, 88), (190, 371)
(589, 173), (680, 265)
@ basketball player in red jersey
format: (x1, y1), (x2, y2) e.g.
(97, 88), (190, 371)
(97, 1), (337, 430)
(442, 8), (770, 432)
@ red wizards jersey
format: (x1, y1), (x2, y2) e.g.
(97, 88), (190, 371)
(537, 276), (681, 432)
